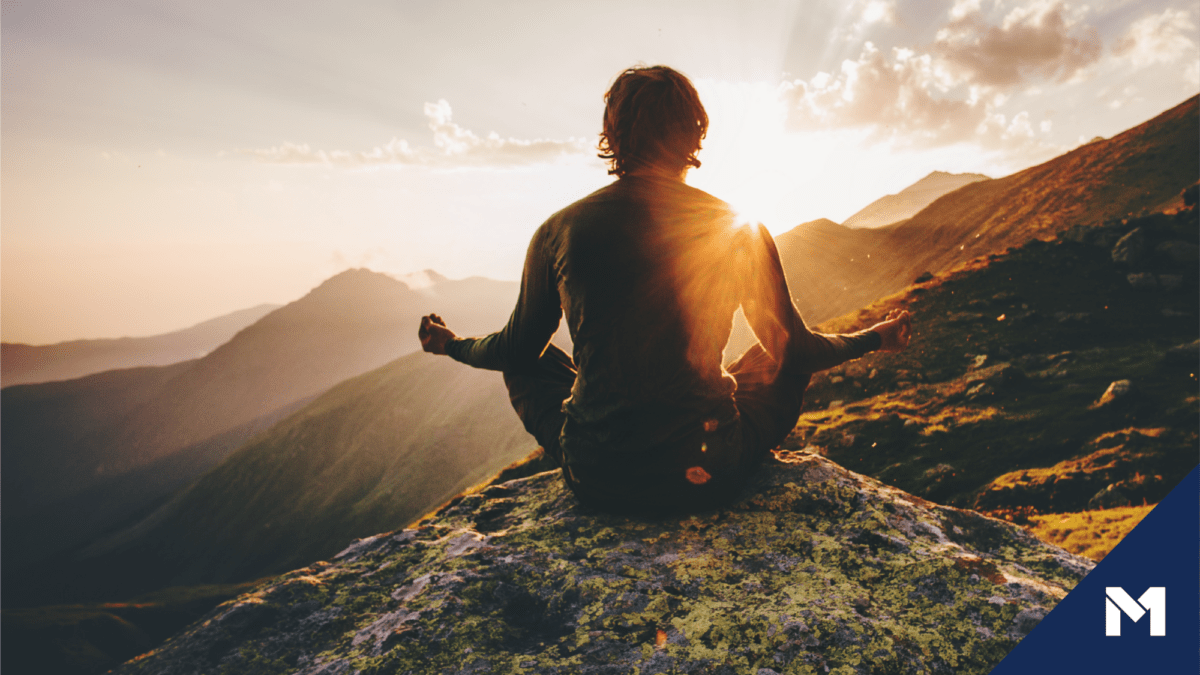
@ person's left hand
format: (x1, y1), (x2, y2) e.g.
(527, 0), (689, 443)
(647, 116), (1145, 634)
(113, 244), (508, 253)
(419, 313), (457, 355)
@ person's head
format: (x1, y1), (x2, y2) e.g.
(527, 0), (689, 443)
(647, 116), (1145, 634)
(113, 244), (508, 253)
(598, 65), (708, 178)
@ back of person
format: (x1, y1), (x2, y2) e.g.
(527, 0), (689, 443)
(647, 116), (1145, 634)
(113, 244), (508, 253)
(555, 174), (743, 432)
(418, 65), (911, 515)
(549, 173), (752, 506)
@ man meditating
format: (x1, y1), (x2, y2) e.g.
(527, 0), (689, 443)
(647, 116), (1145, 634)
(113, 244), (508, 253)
(419, 65), (911, 513)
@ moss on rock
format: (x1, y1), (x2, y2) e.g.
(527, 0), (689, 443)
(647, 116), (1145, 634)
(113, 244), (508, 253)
(113, 453), (1090, 675)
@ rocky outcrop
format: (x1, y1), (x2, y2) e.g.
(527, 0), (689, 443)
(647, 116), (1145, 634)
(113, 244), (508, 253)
(1111, 227), (1146, 264)
(115, 453), (1091, 675)
(1092, 379), (1134, 408)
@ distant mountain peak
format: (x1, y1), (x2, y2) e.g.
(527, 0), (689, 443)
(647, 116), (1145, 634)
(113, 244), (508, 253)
(797, 217), (843, 230)
(842, 171), (992, 229)
(397, 269), (448, 290)
(309, 268), (407, 295)
(323, 267), (389, 281)
(905, 170), (992, 192)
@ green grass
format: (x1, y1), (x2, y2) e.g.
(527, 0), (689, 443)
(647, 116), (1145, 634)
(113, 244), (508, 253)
(786, 206), (1199, 523)
(1026, 504), (1155, 561)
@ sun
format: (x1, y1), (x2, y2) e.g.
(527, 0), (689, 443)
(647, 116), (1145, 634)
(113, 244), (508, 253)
(686, 79), (810, 234)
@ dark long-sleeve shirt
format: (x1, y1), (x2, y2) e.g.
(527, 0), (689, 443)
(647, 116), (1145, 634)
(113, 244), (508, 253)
(447, 175), (879, 458)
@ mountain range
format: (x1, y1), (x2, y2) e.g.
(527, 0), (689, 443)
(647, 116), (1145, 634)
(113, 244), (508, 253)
(17, 351), (536, 605)
(1, 304), (280, 387)
(778, 95), (1198, 328)
(722, 96), (1196, 359)
(2, 269), (518, 572)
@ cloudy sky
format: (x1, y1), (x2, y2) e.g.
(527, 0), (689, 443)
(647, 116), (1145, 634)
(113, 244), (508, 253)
(3, 0), (1196, 343)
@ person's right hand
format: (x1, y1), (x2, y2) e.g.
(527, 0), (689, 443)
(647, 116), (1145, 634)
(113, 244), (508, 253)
(871, 309), (912, 353)
(419, 313), (457, 355)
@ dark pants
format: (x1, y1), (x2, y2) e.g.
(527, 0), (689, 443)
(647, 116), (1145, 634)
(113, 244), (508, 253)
(503, 342), (810, 514)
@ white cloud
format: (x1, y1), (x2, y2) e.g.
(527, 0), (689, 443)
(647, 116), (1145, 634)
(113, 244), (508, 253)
(934, 0), (1102, 89)
(1114, 8), (1197, 68)
(1002, 110), (1035, 140)
(861, 0), (897, 25)
(244, 100), (592, 168)
(949, 0), (982, 21)
(423, 100), (593, 165)
(778, 1), (1106, 155)
(244, 138), (420, 166)
(782, 43), (998, 147)
(831, 0), (899, 44)
(782, 43), (957, 130)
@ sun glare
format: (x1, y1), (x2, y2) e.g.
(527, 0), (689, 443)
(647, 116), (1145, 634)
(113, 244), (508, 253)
(688, 79), (1019, 234)
(688, 80), (897, 234)
(689, 80), (795, 231)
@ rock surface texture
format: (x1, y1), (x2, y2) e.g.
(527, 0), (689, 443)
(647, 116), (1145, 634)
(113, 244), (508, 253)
(114, 453), (1092, 675)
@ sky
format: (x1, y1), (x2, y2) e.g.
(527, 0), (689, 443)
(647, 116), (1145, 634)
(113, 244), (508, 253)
(2, 0), (1197, 344)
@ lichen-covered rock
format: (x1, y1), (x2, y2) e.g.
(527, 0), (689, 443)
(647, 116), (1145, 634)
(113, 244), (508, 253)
(1094, 379), (1134, 408)
(1111, 227), (1146, 264)
(1126, 272), (1159, 290)
(114, 453), (1091, 675)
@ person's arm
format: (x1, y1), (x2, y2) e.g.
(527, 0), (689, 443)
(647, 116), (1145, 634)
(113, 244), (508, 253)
(428, 223), (562, 372)
(738, 223), (908, 373)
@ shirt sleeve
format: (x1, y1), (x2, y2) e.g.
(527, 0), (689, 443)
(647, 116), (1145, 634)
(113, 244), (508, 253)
(445, 222), (562, 372)
(738, 222), (881, 373)
(788, 319), (881, 373)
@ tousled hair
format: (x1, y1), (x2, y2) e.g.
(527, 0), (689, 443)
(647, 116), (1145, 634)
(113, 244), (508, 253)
(597, 66), (708, 177)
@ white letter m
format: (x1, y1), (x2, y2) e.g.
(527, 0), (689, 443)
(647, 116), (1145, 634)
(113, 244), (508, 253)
(1106, 587), (1166, 636)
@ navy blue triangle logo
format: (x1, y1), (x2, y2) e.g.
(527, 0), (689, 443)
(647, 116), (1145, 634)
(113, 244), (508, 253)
(989, 464), (1199, 673)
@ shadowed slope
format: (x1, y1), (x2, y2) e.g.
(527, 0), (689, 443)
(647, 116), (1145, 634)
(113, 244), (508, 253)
(15, 351), (536, 605)
(788, 205), (1197, 555)
(2, 269), (518, 572)
(102, 269), (518, 472)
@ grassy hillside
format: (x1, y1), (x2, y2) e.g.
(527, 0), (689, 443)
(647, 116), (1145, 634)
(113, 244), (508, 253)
(1, 303), (280, 387)
(780, 204), (1197, 560)
(13, 351), (537, 607)
(1026, 504), (1154, 562)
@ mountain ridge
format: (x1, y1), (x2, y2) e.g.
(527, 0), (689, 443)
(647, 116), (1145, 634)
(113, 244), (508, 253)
(11, 351), (537, 606)
(2, 268), (519, 573)
(1, 303), (281, 387)
(779, 95), (1199, 327)
(841, 170), (991, 229)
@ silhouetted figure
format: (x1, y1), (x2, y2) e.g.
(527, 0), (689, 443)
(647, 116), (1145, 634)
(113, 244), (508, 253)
(420, 65), (911, 513)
